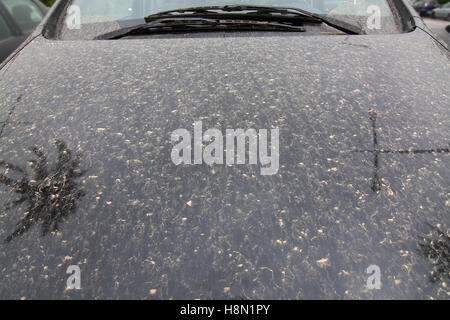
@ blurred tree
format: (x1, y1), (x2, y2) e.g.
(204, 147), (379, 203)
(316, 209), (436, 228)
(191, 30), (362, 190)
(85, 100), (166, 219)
(39, 0), (55, 7)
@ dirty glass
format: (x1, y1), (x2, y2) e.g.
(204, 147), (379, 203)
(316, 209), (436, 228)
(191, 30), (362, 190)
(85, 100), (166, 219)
(2, 0), (43, 33)
(0, 12), (13, 41)
(60, 0), (404, 39)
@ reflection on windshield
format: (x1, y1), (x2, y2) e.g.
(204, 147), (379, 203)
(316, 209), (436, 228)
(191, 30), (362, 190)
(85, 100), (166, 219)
(1, 140), (85, 242)
(63, 0), (400, 39)
(72, 0), (394, 18)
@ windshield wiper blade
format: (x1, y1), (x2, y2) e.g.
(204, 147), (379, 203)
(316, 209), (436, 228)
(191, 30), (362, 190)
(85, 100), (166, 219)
(144, 5), (323, 28)
(144, 5), (365, 35)
(94, 18), (306, 40)
(95, 5), (364, 40)
(144, 5), (318, 22)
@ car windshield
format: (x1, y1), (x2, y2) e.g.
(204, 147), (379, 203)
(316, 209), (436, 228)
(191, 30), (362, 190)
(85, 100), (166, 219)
(59, 0), (403, 39)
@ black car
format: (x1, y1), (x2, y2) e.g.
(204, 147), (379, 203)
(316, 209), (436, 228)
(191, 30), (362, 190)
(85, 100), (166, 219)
(0, 0), (48, 63)
(412, 0), (439, 16)
(0, 0), (449, 300)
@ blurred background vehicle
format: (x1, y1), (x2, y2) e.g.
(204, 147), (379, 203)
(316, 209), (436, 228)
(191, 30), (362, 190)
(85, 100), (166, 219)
(412, 0), (440, 16)
(431, 2), (450, 19)
(0, 0), (48, 63)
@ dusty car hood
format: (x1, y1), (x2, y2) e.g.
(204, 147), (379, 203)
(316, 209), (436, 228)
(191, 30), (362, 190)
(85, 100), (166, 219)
(0, 30), (449, 299)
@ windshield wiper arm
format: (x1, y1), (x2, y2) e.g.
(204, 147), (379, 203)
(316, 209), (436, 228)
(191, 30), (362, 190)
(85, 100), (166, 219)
(95, 5), (364, 40)
(94, 18), (306, 40)
(144, 5), (319, 22)
(144, 5), (365, 35)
